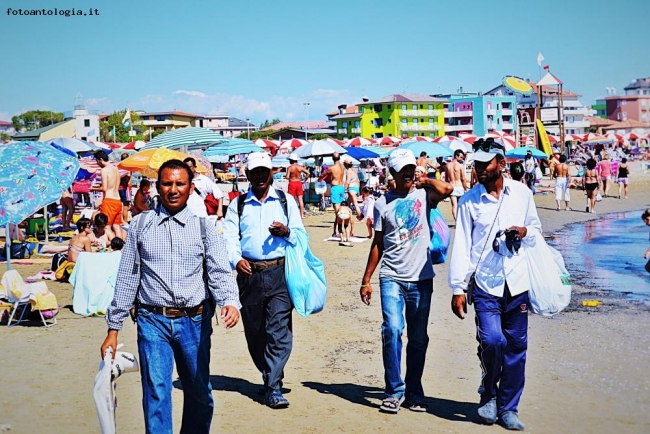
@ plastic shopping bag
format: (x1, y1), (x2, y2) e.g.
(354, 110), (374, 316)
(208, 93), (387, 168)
(285, 228), (327, 317)
(429, 207), (451, 264)
(526, 232), (572, 317)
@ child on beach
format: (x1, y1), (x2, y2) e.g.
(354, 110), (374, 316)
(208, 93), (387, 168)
(358, 187), (375, 238)
(337, 201), (354, 247)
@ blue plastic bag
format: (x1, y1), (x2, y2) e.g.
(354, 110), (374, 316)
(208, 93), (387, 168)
(285, 228), (327, 317)
(429, 207), (451, 264)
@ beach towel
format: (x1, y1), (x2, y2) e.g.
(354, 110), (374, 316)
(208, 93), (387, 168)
(323, 235), (369, 243)
(70, 251), (122, 316)
(0, 270), (58, 311)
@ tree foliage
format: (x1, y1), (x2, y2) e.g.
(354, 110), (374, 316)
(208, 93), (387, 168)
(12, 110), (64, 131)
(259, 118), (282, 129)
(100, 110), (146, 142)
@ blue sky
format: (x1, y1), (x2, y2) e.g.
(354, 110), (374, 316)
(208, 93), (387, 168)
(1, 0), (648, 125)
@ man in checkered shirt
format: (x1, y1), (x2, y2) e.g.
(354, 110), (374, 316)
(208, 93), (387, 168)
(101, 159), (240, 434)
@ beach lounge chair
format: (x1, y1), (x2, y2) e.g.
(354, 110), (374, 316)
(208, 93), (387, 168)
(1, 270), (58, 327)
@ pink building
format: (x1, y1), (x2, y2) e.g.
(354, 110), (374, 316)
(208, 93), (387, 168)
(605, 77), (650, 123)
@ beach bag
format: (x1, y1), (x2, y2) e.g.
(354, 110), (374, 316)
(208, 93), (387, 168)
(285, 228), (327, 317)
(526, 231), (572, 317)
(428, 207), (451, 264)
(0, 242), (29, 260)
(535, 166), (543, 180)
(204, 193), (220, 216)
(596, 193), (603, 202)
(51, 252), (68, 271)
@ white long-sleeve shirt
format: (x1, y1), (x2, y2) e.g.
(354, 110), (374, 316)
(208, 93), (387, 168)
(448, 177), (542, 297)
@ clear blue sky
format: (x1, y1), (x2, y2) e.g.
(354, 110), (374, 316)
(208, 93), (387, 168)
(1, 0), (648, 125)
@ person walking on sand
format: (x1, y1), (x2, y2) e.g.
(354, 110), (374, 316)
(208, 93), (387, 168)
(616, 157), (630, 199)
(597, 153), (613, 198)
(582, 158), (601, 214)
(286, 153), (310, 218)
(448, 139), (542, 431)
(523, 150), (536, 194)
(551, 154), (571, 211)
(183, 157), (224, 220)
(359, 149), (452, 414)
(445, 149), (470, 220)
(318, 153), (345, 236)
(359, 186), (375, 238)
(101, 159), (241, 434)
(343, 156), (363, 217)
(336, 201), (354, 246)
(92, 150), (126, 240)
(223, 152), (305, 409)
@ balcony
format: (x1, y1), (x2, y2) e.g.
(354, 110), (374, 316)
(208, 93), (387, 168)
(445, 110), (473, 118)
(502, 122), (514, 129)
(351, 127), (361, 134)
(338, 128), (348, 134)
(399, 110), (420, 116)
(565, 120), (590, 129)
(487, 109), (496, 115)
(502, 109), (513, 115)
(444, 124), (474, 132)
(400, 124), (440, 132)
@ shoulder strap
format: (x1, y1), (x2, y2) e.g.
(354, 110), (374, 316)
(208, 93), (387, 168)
(238, 190), (288, 240)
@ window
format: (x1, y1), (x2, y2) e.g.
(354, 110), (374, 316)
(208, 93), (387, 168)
(81, 137), (87, 141)
(387, 105), (391, 109)
(420, 104), (423, 109)
(401, 118), (407, 124)
(412, 104), (417, 111)
(401, 104), (407, 111)
(360, 106), (365, 113)
(84, 119), (90, 127)
(354, 120), (360, 128)
(155, 115), (166, 121)
(497, 104), (500, 110)
(342, 121), (348, 128)
(621, 100), (627, 105)
(428, 104), (434, 111)
(429, 118), (434, 125)
(375, 119), (383, 127)
(374, 104), (382, 112)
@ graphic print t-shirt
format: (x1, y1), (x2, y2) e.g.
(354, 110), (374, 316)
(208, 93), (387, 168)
(373, 188), (434, 281)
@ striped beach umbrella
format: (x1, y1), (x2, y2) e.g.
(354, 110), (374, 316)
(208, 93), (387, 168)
(140, 127), (224, 150)
(376, 136), (401, 146)
(347, 137), (376, 147)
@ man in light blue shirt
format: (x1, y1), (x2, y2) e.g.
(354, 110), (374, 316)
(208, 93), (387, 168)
(223, 152), (304, 409)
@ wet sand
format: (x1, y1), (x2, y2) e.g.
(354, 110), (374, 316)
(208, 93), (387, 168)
(1, 162), (649, 433)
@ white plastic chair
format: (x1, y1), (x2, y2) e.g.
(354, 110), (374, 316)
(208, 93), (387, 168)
(1, 270), (58, 327)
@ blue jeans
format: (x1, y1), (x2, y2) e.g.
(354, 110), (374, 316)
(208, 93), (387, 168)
(379, 276), (433, 400)
(137, 304), (214, 434)
(473, 285), (529, 414)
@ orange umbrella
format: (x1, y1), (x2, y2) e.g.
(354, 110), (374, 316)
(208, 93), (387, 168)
(118, 148), (208, 178)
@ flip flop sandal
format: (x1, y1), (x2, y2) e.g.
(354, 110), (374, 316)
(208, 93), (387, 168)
(404, 400), (428, 412)
(379, 395), (405, 413)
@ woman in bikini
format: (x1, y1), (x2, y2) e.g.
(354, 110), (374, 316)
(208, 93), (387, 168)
(616, 157), (630, 199)
(67, 217), (93, 263)
(582, 158), (601, 214)
(90, 213), (115, 251)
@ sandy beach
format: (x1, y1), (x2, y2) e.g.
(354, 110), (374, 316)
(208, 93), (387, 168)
(1, 162), (649, 433)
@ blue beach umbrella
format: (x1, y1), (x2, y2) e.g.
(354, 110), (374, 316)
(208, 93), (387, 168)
(395, 141), (453, 158)
(505, 147), (548, 159)
(0, 141), (80, 268)
(343, 146), (380, 160)
(203, 139), (264, 162)
(361, 146), (394, 158)
(141, 127), (224, 150)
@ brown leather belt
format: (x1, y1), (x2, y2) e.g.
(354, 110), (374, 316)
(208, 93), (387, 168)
(245, 257), (285, 272)
(140, 303), (205, 318)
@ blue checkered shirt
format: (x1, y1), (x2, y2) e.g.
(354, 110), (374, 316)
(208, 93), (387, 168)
(106, 205), (241, 330)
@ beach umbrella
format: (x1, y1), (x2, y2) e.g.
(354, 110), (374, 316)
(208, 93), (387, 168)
(203, 139), (264, 161)
(140, 127), (224, 150)
(396, 141), (453, 158)
(294, 139), (347, 158)
(271, 155), (308, 168)
(412, 136), (435, 142)
(281, 138), (308, 150)
(624, 132), (639, 141)
(439, 138), (472, 154)
(605, 133), (623, 143)
(564, 134), (583, 142)
(458, 133), (478, 144)
(484, 132), (516, 150)
(347, 137), (376, 147)
(49, 137), (100, 153)
(118, 148), (208, 178)
(360, 146), (394, 158)
(0, 141), (80, 268)
(432, 135), (458, 143)
(343, 146), (380, 160)
(376, 136), (401, 146)
(318, 138), (347, 148)
(505, 147), (548, 160)
(253, 139), (279, 154)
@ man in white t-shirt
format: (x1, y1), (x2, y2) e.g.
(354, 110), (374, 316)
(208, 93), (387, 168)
(183, 157), (224, 219)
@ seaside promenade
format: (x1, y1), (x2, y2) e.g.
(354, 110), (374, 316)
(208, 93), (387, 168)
(1, 163), (649, 433)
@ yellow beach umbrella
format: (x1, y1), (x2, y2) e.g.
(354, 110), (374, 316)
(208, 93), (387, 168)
(118, 148), (208, 178)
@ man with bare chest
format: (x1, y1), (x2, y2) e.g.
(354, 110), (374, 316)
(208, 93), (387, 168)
(286, 153), (310, 218)
(551, 154), (571, 211)
(417, 152), (438, 177)
(445, 150), (469, 220)
(92, 150), (126, 239)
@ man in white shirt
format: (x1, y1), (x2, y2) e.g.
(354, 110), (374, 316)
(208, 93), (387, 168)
(183, 157), (224, 219)
(448, 138), (542, 431)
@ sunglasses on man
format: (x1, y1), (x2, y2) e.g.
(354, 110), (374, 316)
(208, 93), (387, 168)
(473, 137), (505, 154)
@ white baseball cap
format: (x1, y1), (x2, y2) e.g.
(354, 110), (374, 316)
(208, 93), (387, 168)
(388, 149), (417, 172)
(288, 152), (299, 161)
(246, 152), (272, 170)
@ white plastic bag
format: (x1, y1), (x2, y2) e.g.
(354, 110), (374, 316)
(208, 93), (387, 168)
(595, 193), (603, 202)
(94, 349), (117, 434)
(526, 232), (572, 317)
(535, 166), (543, 180)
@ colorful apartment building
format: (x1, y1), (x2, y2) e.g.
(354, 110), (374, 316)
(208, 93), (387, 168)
(137, 110), (202, 135)
(438, 93), (517, 136)
(330, 94), (446, 140)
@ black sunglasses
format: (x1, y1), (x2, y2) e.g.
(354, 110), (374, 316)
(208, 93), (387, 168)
(492, 230), (521, 255)
(473, 138), (505, 153)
